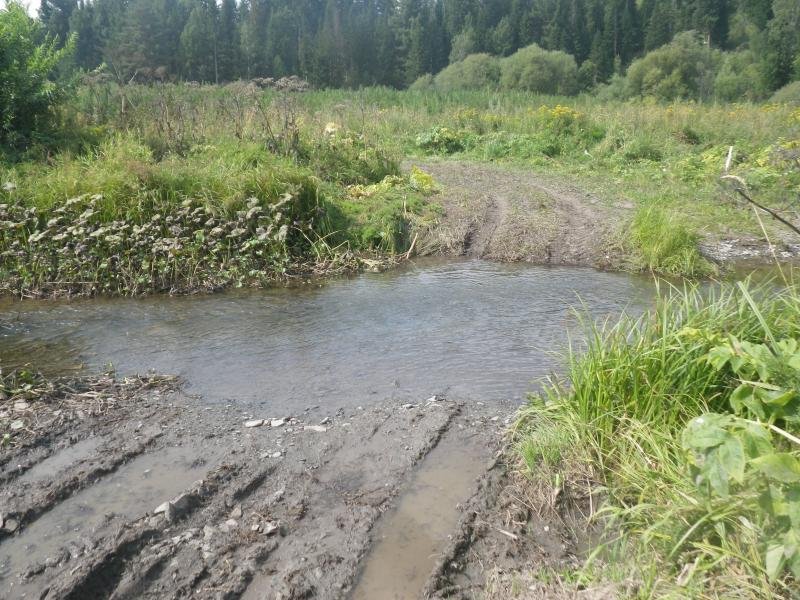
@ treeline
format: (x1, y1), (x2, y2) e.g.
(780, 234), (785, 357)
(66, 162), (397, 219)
(31, 0), (800, 92)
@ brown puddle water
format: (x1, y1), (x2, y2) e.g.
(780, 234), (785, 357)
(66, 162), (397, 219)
(350, 433), (489, 600)
(16, 436), (105, 485)
(0, 445), (218, 599)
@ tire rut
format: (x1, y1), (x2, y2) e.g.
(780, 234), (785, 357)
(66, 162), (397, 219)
(1, 387), (509, 600)
(413, 160), (626, 269)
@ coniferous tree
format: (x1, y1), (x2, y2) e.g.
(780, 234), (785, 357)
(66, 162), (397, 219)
(180, 0), (218, 82)
(44, 0), (799, 92)
(217, 0), (240, 81)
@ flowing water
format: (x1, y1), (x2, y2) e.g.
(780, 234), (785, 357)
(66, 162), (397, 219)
(0, 259), (652, 412)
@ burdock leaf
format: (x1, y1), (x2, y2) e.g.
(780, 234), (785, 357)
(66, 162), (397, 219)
(752, 454), (800, 483)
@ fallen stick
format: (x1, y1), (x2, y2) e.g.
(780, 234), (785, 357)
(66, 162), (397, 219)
(405, 233), (419, 260)
(721, 175), (800, 238)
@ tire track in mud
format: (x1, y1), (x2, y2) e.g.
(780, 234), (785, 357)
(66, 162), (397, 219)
(1, 386), (508, 600)
(413, 160), (626, 269)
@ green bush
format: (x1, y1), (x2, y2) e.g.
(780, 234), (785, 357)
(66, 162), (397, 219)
(499, 44), (579, 95)
(771, 81), (800, 105)
(625, 32), (721, 101)
(409, 73), (435, 91)
(415, 126), (467, 154)
(714, 50), (769, 102)
(0, 2), (73, 149)
(433, 53), (501, 92)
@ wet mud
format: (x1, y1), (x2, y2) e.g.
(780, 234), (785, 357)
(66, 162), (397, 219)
(0, 379), (517, 600)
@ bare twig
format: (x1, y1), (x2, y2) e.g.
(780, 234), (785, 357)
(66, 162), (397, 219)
(721, 175), (800, 238)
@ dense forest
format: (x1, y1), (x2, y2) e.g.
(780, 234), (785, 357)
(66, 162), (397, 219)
(38, 0), (799, 93)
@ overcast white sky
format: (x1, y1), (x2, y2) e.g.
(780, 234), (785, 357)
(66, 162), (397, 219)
(2, 0), (41, 16)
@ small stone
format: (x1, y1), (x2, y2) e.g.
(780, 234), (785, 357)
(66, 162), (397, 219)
(262, 521), (278, 535)
(203, 525), (216, 540)
(147, 516), (162, 528)
(319, 417), (331, 425)
(9, 420), (24, 431)
(271, 451), (282, 459)
(491, 416), (500, 422)
(270, 418), (286, 428)
(154, 502), (171, 515)
(304, 425), (327, 433)
(163, 503), (178, 523)
(3, 518), (19, 533)
(401, 404), (414, 410)
(225, 519), (238, 528)
(13, 401), (29, 412)
(229, 505), (243, 519)
(251, 524), (260, 532)
(245, 419), (265, 428)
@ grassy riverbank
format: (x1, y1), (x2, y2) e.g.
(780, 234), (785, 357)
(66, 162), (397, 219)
(1, 84), (799, 295)
(0, 86), (442, 296)
(514, 276), (800, 598)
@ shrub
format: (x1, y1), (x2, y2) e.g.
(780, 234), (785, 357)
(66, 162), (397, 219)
(625, 31), (721, 101)
(714, 50), (769, 102)
(409, 73), (434, 91)
(499, 44), (579, 95)
(771, 81), (800, 105)
(0, 2), (73, 148)
(433, 53), (501, 91)
(415, 126), (467, 154)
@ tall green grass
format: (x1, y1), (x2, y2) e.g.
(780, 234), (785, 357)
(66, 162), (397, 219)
(517, 279), (800, 598)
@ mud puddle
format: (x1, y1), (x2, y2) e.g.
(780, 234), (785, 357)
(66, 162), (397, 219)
(351, 431), (489, 600)
(0, 444), (219, 598)
(16, 437), (105, 485)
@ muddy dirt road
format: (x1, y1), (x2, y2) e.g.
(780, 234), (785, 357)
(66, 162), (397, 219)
(413, 159), (800, 269)
(1, 374), (548, 600)
(0, 164), (662, 600)
(414, 161), (627, 269)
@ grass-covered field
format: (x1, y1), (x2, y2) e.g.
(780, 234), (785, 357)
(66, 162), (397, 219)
(2, 83), (798, 296)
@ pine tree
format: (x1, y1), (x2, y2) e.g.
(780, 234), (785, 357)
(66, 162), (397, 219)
(40, 0), (78, 46)
(69, 0), (101, 70)
(180, 0), (218, 82)
(217, 0), (240, 81)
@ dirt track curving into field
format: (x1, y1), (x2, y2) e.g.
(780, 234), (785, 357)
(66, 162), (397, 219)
(412, 160), (629, 270)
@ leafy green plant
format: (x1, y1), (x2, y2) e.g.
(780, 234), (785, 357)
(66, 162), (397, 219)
(0, 2), (74, 149)
(415, 126), (467, 154)
(683, 332), (800, 580)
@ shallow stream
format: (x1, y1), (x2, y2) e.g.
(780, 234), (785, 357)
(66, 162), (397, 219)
(0, 259), (652, 411)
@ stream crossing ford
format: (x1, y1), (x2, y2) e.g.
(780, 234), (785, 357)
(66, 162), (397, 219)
(0, 259), (653, 599)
